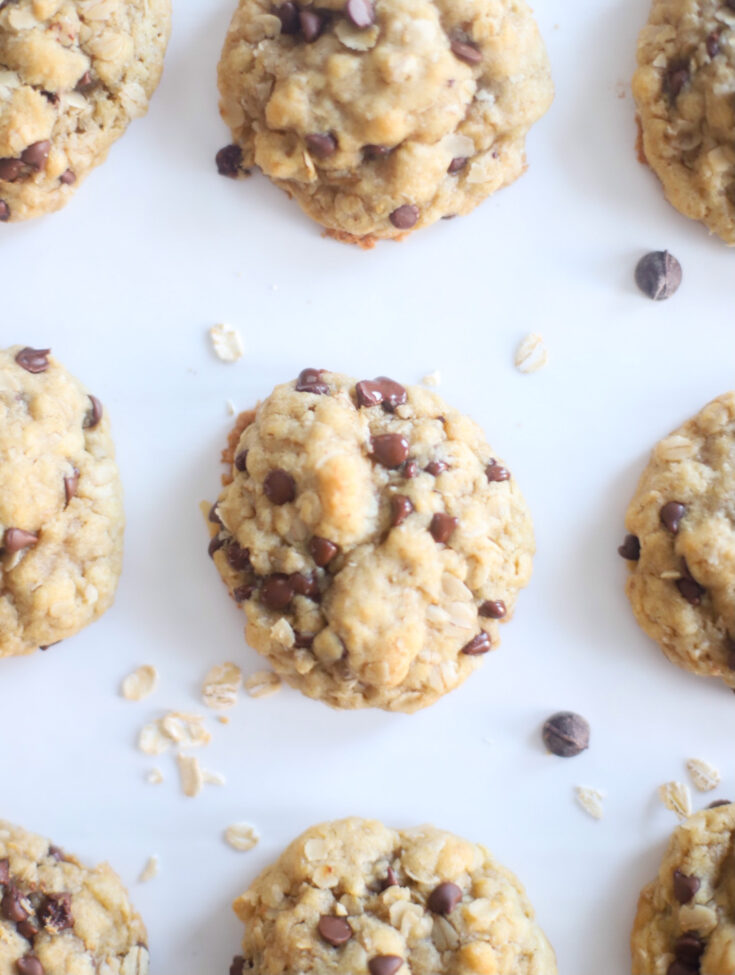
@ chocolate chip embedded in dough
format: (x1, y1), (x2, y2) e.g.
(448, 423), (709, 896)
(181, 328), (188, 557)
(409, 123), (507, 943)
(672, 869), (700, 904)
(368, 957), (403, 975)
(450, 39), (482, 64)
(15, 347), (50, 373)
(0, 158), (22, 181)
(40, 893), (73, 933)
(3, 528), (39, 553)
(0, 200), (9, 221)
(427, 882), (462, 914)
(485, 459), (510, 482)
(309, 536), (339, 566)
(275, 1), (299, 33)
(371, 434), (409, 469)
(479, 599), (506, 619)
(660, 501), (686, 533)
(390, 495), (413, 527)
(429, 512), (457, 544)
(264, 469), (296, 504)
(260, 574), (294, 610)
(317, 915), (353, 946)
(389, 204), (419, 229)
(20, 141), (50, 171)
(460, 632), (492, 655)
(346, 0), (375, 28)
(618, 534), (640, 560)
(295, 368), (329, 394)
(299, 8), (323, 41)
(64, 469), (80, 506)
(216, 144), (243, 178)
(16, 955), (44, 975)
(305, 133), (337, 158)
(83, 395), (103, 429)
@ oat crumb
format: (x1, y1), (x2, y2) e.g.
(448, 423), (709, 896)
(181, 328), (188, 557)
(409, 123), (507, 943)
(686, 759), (721, 792)
(121, 665), (158, 702)
(659, 781), (692, 820)
(178, 754), (204, 798)
(146, 768), (164, 785)
(139, 855), (159, 883)
(225, 823), (260, 851)
(203, 769), (227, 787)
(203, 662), (243, 710)
(226, 399), (236, 416)
(245, 670), (282, 699)
(514, 332), (548, 374)
(575, 786), (604, 820)
(209, 323), (245, 363)
(421, 370), (441, 387)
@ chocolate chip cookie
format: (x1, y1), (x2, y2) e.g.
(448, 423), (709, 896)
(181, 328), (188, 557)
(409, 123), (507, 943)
(633, 0), (735, 244)
(216, 0), (553, 244)
(207, 370), (534, 712)
(0, 818), (148, 975)
(0, 345), (124, 657)
(631, 802), (735, 974)
(620, 392), (735, 689)
(0, 0), (171, 222)
(231, 817), (557, 975)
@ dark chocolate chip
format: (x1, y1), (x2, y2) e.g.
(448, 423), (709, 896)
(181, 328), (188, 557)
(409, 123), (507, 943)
(296, 367), (329, 394)
(371, 434), (409, 468)
(229, 957), (246, 975)
(356, 377), (407, 411)
(208, 535), (224, 558)
(48, 846), (66, 861)
(363, 144), (391, 160)
(3, 528), (39, 553)
(425, 460), (448, 475)
(293, 631), (314, 648)
(677, 577), (704, 606)
(41, 91), (59, 105)
(40, 893), (72, 933)
(673, 869), (700, 904)
(461, 631), (492, 655)
(317, 915), (353, 946)
(2, 885), (30, 922)
(380, 866), (398, 890)
(15, 347), (50, 373)
(403, 459), (418, 478)
(368, 957), (403, 975)
(75, 70), (93, 92)
(665, 63), (690, 100)
(233, 582), (255, 602)
(39, 642), (60, 651)
(289, 571), (319, 599)
(20, 141), (50, 170)
(264, 469), (296, 504)
(226, 542), (251, 571)
(0, 158), (22, 182)
(542, 711), (590, 757)
(216, 144), (243, 178)
(0, 200), (9, 221)
(0, 859), (8, 885)
(389, 204), (419, 229)
(485, 459), (510, 482)
(208, 504), (222, 525)
(674, 933), (704, 966)
(305, 133), (337, 158)
(618, 534), (641, 560)
(59, 169), (76, 185)
(447, 156), (468, 174)
(707, 799), (732, 808)
(660, 501), (686, 533)
(83, 395), (103, 429)
(635, 251), (682, 301)
(427, 881), (462, 914)
(479, 599), (506, 619)
(450, 39), (482, 64)
(666, 962), (698, 975)
(390, 494), (413, 527)
(309, 536), (339, 566)
(706, 32), (720, 57)
(275, 1), (300, 33)
(17, 917), (39, 941)
(16, 955), (43, 975)
(429, 512), (457, 544)
(64, 469), (80, 506)
(260, 574), (294, 610)
(235, 450), (249, 473)
(299, 8), (323, 41)
(346, 0), (374, 27)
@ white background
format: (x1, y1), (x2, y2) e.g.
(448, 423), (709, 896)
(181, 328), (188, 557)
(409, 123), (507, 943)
(2, 0), (735, 972)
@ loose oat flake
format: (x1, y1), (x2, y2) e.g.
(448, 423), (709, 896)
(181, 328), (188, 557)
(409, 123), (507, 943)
(146, 768), (164, 785)
(209, 323), (244, 363)
(121, 665), (158, 702)
(202, 662), (243, 710)
(139, 855), (159, 883)
(575, 786), (605, 820)
(659, 781), (692, 820)
(178, 754), (203, 798)
(203, 769), (226, 787)
(138, 721), (170, 756)
(245, 670), (282, 699)
(514, 332), (548, 374)
(161, 712), (212, 748)
(225, 823), (260, 851)
(686, 758), (721, 792)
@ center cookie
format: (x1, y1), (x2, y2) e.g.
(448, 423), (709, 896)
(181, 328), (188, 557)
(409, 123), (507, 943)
(207, 370), (534, 712)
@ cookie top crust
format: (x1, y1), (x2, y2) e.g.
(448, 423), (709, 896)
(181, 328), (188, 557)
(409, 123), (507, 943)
(633, 0), (735, 244)
(622, 392), (735, 689)
(232, 817), (557, 975)
(631, 803), (735, 974)
(0, 345), (124, 657)
(0, 0), (171, 222)
(217, 0), (553, 243)
(0, 818), (148, 975)
(209, 370), (534, 712)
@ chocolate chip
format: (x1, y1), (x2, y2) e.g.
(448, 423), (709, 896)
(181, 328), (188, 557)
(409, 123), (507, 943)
(235, 450), (249, 472)
(673, 869), (700, 904)
(75, 70), (93, 92)
(368, 957), (403, 975)
(542, 711), (590, 757)
(17, 917), (39, 941)
(371, 434), (409, 468)
(41, 91), (58, 105)
(380, 866), (398, 890)
(677, 576), (704, 606)
(660, 501), (686, 533)
(3, 528), (39, 553)
(363, 144), (391, 159)
(16, 955), (43, 975)
(706, 32), (720, 57)
(479, 599), (506, 619)
(229, 957), (246, 975)
(233, 582), (255, 602)
(618, 534), (641, 560)
(317, 915), (353, 946)
(305, 133), (337, 158)
(295, 367), (329, 394)
(486, 459), (511, 482)
(264, 469), (296, 504)
(429, 512), (457, 544)
(707, 799), (732, 808)
(83, 395), (103, 429)
(39, 642), (60, 651)
(450, 39), (482, 64)
(635, 251), (682, 301)
(226, 541), (251, 571)
(346, 0), (374, 27)
(674, 933), (704, 966)
(356, 377), (407, 411)
(665, 63), (690, 100)
(309, 536), (339, 566)
(15, 347), (50, 373)
(403, 459), (418, 478)
(208, 535), (224, 558)
(216, 144), (243, 178)
(427, 882), (462, 914)
(666, 962), (698, 975)
(0, 200), (9, 221)
(40, 893), (72, 933)
(425, 460), (448, 475)
(48, 846), (65, 862)
(208, 504), (222, 525)
(389, 204), (419, 229)
(0, 859), (8, 885)
(20, 141), (50, 170)
(390, 494), (413, 526)
(299, 8), (323, 41)
(461, 631), (492, 655)
(59, 169), (76, 185)
(64, 469), (80, 506)
(293, 631), (314, 648)
(2, 885), (30, 922)
(260, 574), (294, 610)
(289, 571), (319, 599)
(0, 158), (22, 181)
(447, 156), (468, 174)
(274, 1), (300, 33)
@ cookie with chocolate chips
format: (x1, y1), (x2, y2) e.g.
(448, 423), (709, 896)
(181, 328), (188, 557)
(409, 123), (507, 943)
(207, 370), (534, 712)
(0, 0), (171, 222)
(216, 0), (553, 245)
(633, 0), (735, 243)
(231, 817), (557, 975)
(631, 802), (735, 973)
(0, 345), (124, 657)
(0, 819), (148, 975)
(621, 392), (735, 689)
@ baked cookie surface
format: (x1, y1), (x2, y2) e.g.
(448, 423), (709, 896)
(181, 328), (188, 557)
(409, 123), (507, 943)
(231, 817), (557, 975)
(633, 0), (735, 244)
(621, 392), (735, 689)
(208, 370), (534, 712)
(0, 818), (148, 975)
(0, 0), (171, 222)
(0, 345), (124, 658)
(217, 0), (553, 244)
(631, 803), (735, 974)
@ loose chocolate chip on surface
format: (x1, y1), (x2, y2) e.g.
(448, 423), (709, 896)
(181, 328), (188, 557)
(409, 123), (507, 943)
(706, 32), (720, 57)
(635, 251), (682, 300)
(309, 536), (339, 566)
(707, 799), (732, 808)
(229, 957), (246, 975)
(2, 885), (30, 922)
(542, 711), (590, 757)
(0, 158), (22, 181)
(427, 881), (462, 914)
(305, 133), (337, 158)
(299, 8), (323, 40)
(368, 957), (403, 975)
(425, 460), (448, 475)
(485, 459), (510, 482)
(674, 933), (704, 966)
(260, 574), (294, 610)
(479, 599), (506, 619)
(295, 367), (329, 394)
(3, 528), (39, 553)
(235, 450), (249, 472)
(346, 0), (374, 27)
(275, 1), (299, 32)
(0, 200), (9, 221)
(216, 144), (243, 178)
(15, 347), (50, 373)
(447, 156), (468, 174)
(0, 859), (8, 884)
(429, 512), (457, 544)
(59, 169), (76, 185)
(660, 501), (686, 533)
(461, 632), (492, 655)
(390, 494), (413, 526)
(673, 869), (700, 904)
(264, 469), (296, 504)
(618, 534), (641, 560)
(389, 204), (419, 229)
(450, 38), (482, 64)
(16, 956), (43, 975)
(208, 535), (224, 558)
(20, 141), (50, 170)
(317, 915), (353, 946)
(665, 63), (690, 100)
(40, 893), (72, 932)
(83, 395), (103, 429)
(371, 434), (409, 468)
(64, 469), (80, 506)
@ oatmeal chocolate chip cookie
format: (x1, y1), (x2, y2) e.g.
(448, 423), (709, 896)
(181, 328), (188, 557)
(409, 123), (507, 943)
(0, 345), (124, 657)
(631, 802), (735, 974)
(216, 0), (553, 244)
(231, 817), (557, 975)
(620, 392), (735, 689)
(633, 0), (735, 244)
(207, 370), (534, 712)
(0, 818), (148, 975)
(0, 0), (171, 222)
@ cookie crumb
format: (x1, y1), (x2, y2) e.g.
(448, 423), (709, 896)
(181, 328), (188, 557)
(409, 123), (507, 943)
(202, 662), (243, 710)
(226, 399), (236, 416)
(514, 332), (548, 374)
(575, 786), (604, 820)
(245, 670), (282, 698)
(421, 370), (441, 387)
(225, 822), (260, 851)
(139, 855), (159, 883)
(146, 768), (163, 785)
(178, 754), (204, 798)
(218, 715), (230, 725)
(209, 323), (245, 363)
(686, 758), (721, 792)
(121, 665), (158, 702)
(659, 781), (692, 820)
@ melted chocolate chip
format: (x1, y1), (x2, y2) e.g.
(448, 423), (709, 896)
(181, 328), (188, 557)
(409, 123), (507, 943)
(15, 347), (50, 373)
(264, 469), (296, 504)
(346, 0), (374, 27)
(618, 534), (641, 560)
(275, 1), (300, 32)
(295, 367), (329, 394)
(390, 494), (413, 526)
(461, 632), (492, 655)
(299, 8), (323, 41)
(3, 528), (39, 553)
(356, 377), (407, 411)
(447, 156), (468, 174)
(20, 141), (50, 170)
(660, 501), (686, 533)
(0, 200), (9, 221)
(368, 957), (403, 975)
(666, 62), (690, 100)
(389, 204), (419, 229)
(226, 542), (251, 571)
(2, 885), (30, 922)
(59, 169), (76, 185)
(64, 469), (80, 506)
(309, 536), (339, 566)
(485, 459), (510, 482)
(706, 31), (720, 57)
(0, 158), (22, 181)
(450, 38), (482, 64)
(208, 535), (224, 558)
(16, 955), (43, 975)
(235, 450), (249, 473)
(0, 859), (8, 885)
(289, 571), (319, 599)
(260, 574), (294, 610)
(673, 869), (700, 904)
(635, 251), (682, 301)
(427, 881), (462, 914)
(479, 599), (506, 619)
(371, 434), (409, 468)
(83, 395), (103, 429)
(305, 133), (337, 158)
(317, 915), (353, 946)
(542, 711), (590, 757)
(216, 144), (243, 178)
(40, 893), (72, 933)
(429, 512), (457, 544)
(425, 460), (448, 475)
